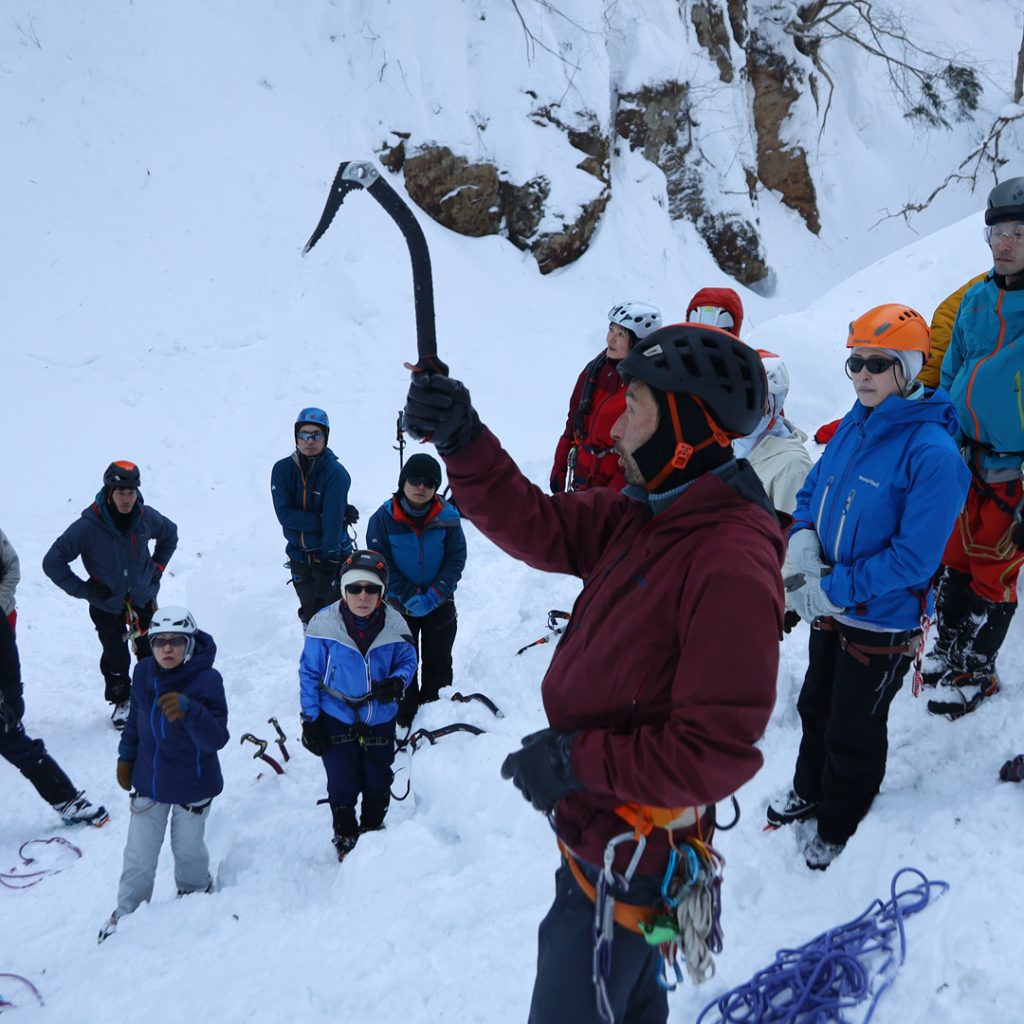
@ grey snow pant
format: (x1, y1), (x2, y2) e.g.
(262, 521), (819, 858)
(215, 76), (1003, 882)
(116, 795), (213, 917)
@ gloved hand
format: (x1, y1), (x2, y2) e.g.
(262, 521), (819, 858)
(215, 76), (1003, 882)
(999, 754), (1024, 783)
(404, 589), (441, 618)
(787, 530), (830, 578)
(157, 692), (189, 721)
(0, 690), (22, 731)
(151, 563), (164, 587)
(550, 473), (565, 495)
(782, 609), (801, 635)
(500, 728), (579, 813)
(344, 504), (360, 527)
(86, 580), (113, 604)
(371, 677), (404, 704)
(301, 717), (328, 757)
(787, 572), (845, 624)
(403, 372), (482, 456)
(116, 760), (133, 791)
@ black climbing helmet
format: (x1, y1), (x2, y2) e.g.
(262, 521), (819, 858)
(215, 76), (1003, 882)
(985, 177), (1024, 226)
(103, 460), (141, 490)
(340, 549), (389, 591)
(618, 323), (768, 437)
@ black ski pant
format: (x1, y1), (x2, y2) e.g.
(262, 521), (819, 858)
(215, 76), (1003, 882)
(291, 561), (340, 625)
(398, 601), (457, 718)
(793, 621), (916, 845)
(2, 726), (77, 806)
(320, 716), (396, 832)
(89, 602), (154, 704)
(528, 862), (668, 1024)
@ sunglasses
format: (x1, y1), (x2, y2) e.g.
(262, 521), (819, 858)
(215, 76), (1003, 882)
(846, 354), (899, 375)
(152, 636), (187, 650)
(345, 583), (383, 596)
(405, 477), (437, 489)
(297, 430), (324, 442)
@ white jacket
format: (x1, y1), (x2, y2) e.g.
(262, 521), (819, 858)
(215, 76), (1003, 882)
(0, 526), (20, 615)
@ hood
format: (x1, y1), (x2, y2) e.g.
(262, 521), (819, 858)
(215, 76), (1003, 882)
(86, 488), (145, 531)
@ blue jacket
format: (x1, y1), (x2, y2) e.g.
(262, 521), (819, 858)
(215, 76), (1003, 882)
(365, 496), (467, 608)
(42, 491), (178, 615)
(792, 388), (970, 630)
(299, 603), (417, 726)
(118, 631), (229, 804)
(271, 448), (353, 564)
(941, 273), (1024, 475)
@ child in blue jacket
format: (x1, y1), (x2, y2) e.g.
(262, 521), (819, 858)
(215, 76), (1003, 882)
(298, 550), (417, 861)
(100, 606), (228, 941)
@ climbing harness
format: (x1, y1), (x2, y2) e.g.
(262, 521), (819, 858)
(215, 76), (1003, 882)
(0, 837), (83, 891)
(695, 867), (948, 1024)
(0, 974), (44, 1010)
(268, 716), (291, 762)
(450, 691), (504, 718)
(515, 610), (571, 656)
(240, 733), (285, 775)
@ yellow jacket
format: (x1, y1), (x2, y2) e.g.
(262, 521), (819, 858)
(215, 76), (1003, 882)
(921, 272), (988, 387)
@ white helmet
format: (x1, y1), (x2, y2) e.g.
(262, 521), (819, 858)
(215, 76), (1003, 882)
(757, 350), (790, 401)
(148, 605), (198, 663)
(608, 301), (663, 341)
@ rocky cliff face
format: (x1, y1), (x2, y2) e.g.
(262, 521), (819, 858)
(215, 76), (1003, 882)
(372, 0), (822, 287)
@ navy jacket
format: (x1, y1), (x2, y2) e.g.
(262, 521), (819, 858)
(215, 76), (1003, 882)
(271, 448), (353, 564)
(792, 388), (970, 630)
(365, 496), (466, 607)
(42, 491), (178, 615)
(118, 631), (229, 804)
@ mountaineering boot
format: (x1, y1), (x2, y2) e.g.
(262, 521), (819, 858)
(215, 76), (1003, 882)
(103, 672), (131, 706)
(927, 670), (1001, 719)
(53, 791), (110, 827)
(804, 832), (845, 871)
(97, 912), (119, 944)
(110, 701), (131, 731)
(766, 788), (818, 827)
(921, 567), (973, 687)
(331, 803), (358, 861)
(359, 789), (391, 833)
(333, 834), (359, 862)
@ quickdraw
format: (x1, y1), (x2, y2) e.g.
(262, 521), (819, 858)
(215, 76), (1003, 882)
(1, 837), (83, 891)
(124, 598), (147, 654)
(240, 733), (285, 775)
(450, 691), (504, 718)
(0, 973), (45, 1010)
(267, 717), (291, 762)
(515, 610), (571, 656)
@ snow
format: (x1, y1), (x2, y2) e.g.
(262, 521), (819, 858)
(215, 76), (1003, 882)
(2, 2), (1023, 1021)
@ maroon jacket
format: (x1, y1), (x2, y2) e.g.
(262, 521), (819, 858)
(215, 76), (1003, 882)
(446, 427), (784, 874)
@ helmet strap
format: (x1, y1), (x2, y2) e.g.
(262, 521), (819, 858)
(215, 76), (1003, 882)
(643, 393), (733, 492)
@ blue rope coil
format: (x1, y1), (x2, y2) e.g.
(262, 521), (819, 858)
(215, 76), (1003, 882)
(696, 867), (948, 1023)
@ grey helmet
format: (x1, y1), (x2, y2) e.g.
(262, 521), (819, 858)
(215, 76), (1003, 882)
(985, 177), (1024, 225)
(608, 301), (663, 342)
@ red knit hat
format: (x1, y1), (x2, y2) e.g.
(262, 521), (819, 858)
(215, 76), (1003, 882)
(686, 287), (744, 338)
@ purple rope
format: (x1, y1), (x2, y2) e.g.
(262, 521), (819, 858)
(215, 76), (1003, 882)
(1, 836), (83, 890)
(0, 973), (45, 1009)
(696, 867), (948, 1024)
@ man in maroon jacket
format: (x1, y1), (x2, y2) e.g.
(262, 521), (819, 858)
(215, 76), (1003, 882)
(404, 325), (784, 1024)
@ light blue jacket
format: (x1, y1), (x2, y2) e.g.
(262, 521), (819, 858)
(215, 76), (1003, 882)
(792, 388), (970, 630)
(299, 603), (417, 726)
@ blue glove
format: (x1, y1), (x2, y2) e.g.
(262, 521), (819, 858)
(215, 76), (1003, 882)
(405, 589), (442, 618)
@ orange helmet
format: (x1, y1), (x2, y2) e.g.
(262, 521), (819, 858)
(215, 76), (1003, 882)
(846, 304), (931, 357)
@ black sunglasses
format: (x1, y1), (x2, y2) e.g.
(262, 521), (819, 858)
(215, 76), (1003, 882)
(846, 354), (899, 376)
(405, 477), (437, 489)
(345, 583), (382, 596)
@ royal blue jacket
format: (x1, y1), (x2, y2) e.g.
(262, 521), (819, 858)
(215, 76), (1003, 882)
(299, 603), (417, 727)
(365, 496), (467, 607)
(791, 388), (970, 630)
(271, 448), (353, 564)
(941, 273), (1024, 475)
(42, 491), (178, 615)
(118, 631), (229, 804)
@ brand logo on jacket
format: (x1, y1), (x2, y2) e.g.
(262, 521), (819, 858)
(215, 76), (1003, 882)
(858, 475), (880, 488)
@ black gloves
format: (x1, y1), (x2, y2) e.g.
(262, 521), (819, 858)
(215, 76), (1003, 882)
(371, 677), (404, 704)
(783, 609), (801, 635)
(550, 474), (565, 495)
(403, 373), (482, 456)
(301, 717), (328, 757)
(86, 580), (113, 604)
(501, 728), (579, 813)
(0, 690), (22, 731)
(999, 754), (1024, 783)
(344, 504), (360, 527)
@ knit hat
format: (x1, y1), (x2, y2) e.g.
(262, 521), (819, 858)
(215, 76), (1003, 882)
(871, 347), (925, 388)
(340, 549), (389, 594)
(686, 287), (744, 338)
(399, 453), (442, 491)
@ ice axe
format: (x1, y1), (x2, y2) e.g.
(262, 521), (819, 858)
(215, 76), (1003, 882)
(302, 160), (447, 376)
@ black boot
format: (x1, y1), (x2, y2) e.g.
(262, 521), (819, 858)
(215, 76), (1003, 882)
(922, 568), (973, 687)
(360, 789), (391, 832)
(330, 804), (359, 862)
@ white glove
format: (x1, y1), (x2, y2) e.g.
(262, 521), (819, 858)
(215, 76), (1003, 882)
(787, 530), (830, 579)
(787, 572), (845, 623)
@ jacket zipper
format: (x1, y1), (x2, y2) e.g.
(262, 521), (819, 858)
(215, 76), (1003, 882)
(815, 476), (833, 536)
(832, 489), (856, 562)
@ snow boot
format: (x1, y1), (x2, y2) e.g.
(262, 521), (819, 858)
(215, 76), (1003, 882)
(921, 567), (973, 687)
(53, 791), (110, 827)
(766, 788), (818, 827)
(804, 832), (845, 871)
(110, 701), (130, 731)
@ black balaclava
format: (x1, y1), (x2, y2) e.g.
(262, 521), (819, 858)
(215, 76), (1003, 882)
(631, 389), (733, 493)
(106, 488), (139, 533)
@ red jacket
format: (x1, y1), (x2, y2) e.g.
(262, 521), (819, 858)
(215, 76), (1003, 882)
(447, 427), (784, 873)
(551, 356), (627, 492)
